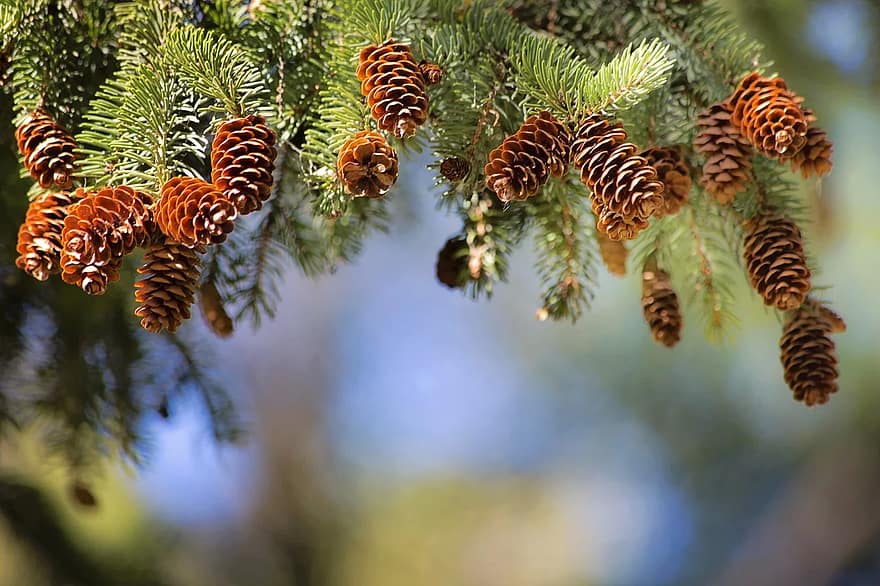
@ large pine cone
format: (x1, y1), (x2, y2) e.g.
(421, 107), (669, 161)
(484, 111), (570, 202)
(356, 40), (429, 138)
(729, 72), (808, 158)
(780, 300), (845, 406)
(571, 115), (664, 240)
(596, 231), (628, 277)
(15, 109), (77, 189)
(210, 114), (277, 215)
(16, 191), (74, 281)
(641, 266), (682, 347)
(134, 238), (204, 333)
(337, 130), (399, 198)
(60, 186), (155, 295)
(156, 177), (237, 247)
(435, 236), (469, 289)
(199, 280), (234, 338)
(743, 214), (811, 310)
(693, 101), (753, 204)
(641, 145), (691, 216)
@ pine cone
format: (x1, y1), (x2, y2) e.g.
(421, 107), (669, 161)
(15, 109), (77, 189)
(729, 72), (808, 158)
(693, 101), (753, 204)
(743, 214), (811, 310)
(641, 145), (691, 216)
(641, 266), (682, 347)
(791, 126), (833, 178)
(596, 231), (628, 276)
(356, 40), (429, 138)
(60, 186), (155, 295)
(484, 111), (570, 202)
(571, 115), (664, 239)
(337, 130), (399, 198)
(15, 191), (74, 281)
(156, 177), (237, 247)
(436, 237), (469, 288)
(199, 280), (234, 338)
(210, 114), (277, 215)
(780, 300), (845, 406)
(134, 239), (204, 334)
(439, 156), (470, 181)
(419, 61), (443, 85)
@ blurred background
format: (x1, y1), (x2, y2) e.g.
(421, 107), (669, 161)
(1, 0), (879, 585)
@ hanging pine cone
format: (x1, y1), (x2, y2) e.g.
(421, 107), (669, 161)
(693, 100), (753, 204)
(15, 191), (74, 281)
(134, 239), (204, 334)
(210, 114), (277, 215)
(15, 109), (77, 189)
(439, 156), (470, 181)
(571, 115), (664, 240)
(436, 237), (469, 288)
(780, 300), (845, 406)
(418, 60), (443, 85)
(791, 126), (833, 178)
(729, 72), (808, 158)
(199, 280), (234, 338)
(641, 266), (682, 347)
(337, 130), (399, 198)
(641, 145), (691, 216)
(743, 214), (811, 310)
(156, 177), (237, 247)
(60, 186), (155, 295)
(356, 40), (429, 138)
(596, 231), (628, 277)
(484, 111), (570, 202)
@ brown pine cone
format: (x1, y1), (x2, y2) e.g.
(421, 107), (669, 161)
(439, 156), (471, 181)
(15, 109), (77, 189)
(419, 61), (443, 85)
(743, 214), (811, 310)
(693, 101), (753, 204)
(210, 114), (277, 215)
(641, 266), (682, 347)
(571, 115), (664, 240)
(780, 300), (845, 406)
(356, 40), (429, 138)
(199, 279), (234, 338)
(596, 231), (628, 276)
(134, 238), (204, 334)
(337, 130), (399, 198)
(791, 126), (833, 178)
(156, 177), (237, 247)
(641, 145), (691, 216)
(484, 111), (570, 202)
(15, 191), (74, 281)
(729, 72), (808, 158)
(436, 237), (469, 288)
(60, 186), (155, 295)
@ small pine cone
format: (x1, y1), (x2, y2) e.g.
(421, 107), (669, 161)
(641, 267), (682, 347)
(641, 146), (691, 216)
(435, 237), (469, 288)
(419, 60), (443, 85)
(729, 72), (808, 158)
(134, 239), (204, 334)
(337, 130), (399, 198)
(210, 114), (277, 215)
(15, 191), (74, 281)
(439, 156), (470, 181)
(693, 101), (753, 204)
(743, 214), (811, 310)
(596, 231), (628, 276)
(484, 111), (571, 202)
(780, 300), (844, 406)
(60, 186), (155, 295)
(791, 126), (833, 178)
(356, 40), (429, 138)
(156, 177), (237, 247)
(571, 115), (664, 238)
(15, 109), (77, 189)
(199, 280), (234, 338)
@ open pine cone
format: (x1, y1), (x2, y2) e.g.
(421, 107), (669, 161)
(780, 300), (845, 406)
(211, 114), (277, 215)
(134, 238), (204, 333)
(357, 40), (429, 138)
(15, 109), (78, 189)
(641, 266), (682, 347)
(16, 191), (74, 281)
(693, 100), (753, 204)
(729, 72), (808, 159)
(156, 177), (237, 247)
(641, 145), (691, 216)
(744, 213), (811, 310)
(337, 130), (399, 198)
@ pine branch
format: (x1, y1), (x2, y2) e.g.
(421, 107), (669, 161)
(584, 38), (675, 116)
